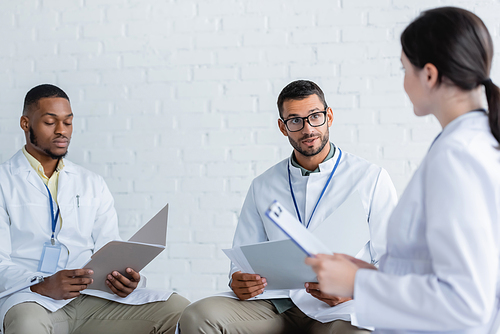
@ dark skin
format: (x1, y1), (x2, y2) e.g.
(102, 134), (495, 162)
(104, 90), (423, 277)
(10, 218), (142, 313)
(305, 282), (352, 306)
(231, 95), (349, 306)
(31, 269), (94, 300)
(20, 97), (73, 178)
(23, 97), (140, 299)
(231, 271), (267, 300)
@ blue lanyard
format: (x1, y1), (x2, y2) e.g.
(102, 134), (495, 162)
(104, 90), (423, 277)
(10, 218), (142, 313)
(44, 184), (60, 245)
(287, 149), (342, 228)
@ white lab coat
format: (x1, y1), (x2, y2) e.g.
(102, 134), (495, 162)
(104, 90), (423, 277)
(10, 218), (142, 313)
(222, 145), (398, 324)
(354, 112), (500, 333)
(0, 150), (173, 330)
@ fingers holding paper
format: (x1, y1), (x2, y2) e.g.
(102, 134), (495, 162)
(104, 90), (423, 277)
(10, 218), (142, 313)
(305, 253), (367, 298)
(305, 282), (352, 307)
(106, 267), (140, 297)
(231, 271), (267, 300)
(31, 269), (94, 300)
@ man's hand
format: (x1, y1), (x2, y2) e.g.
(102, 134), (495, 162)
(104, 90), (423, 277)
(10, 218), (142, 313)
(31, 269), (93, 300)
(339, 254), (378, 270)
(305, 253), (369, 297)
(230, 271), (267, 300)
(106, 268), (140, 298)
(305, 282), (352, 307)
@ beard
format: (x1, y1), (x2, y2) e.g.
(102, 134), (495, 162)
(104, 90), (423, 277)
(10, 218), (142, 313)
(29, 127), (69, 160)
(288, 129), (329, 157)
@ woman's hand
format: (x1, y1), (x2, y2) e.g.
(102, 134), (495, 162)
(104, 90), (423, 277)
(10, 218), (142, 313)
(305, 253), (375, 297)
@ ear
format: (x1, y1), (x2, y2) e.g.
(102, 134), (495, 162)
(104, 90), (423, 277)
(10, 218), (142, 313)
(278, 119), (288, 137)
(422, 63), (439, 89)
(20, 116), (29, 132)
(326, 107), (334, 127)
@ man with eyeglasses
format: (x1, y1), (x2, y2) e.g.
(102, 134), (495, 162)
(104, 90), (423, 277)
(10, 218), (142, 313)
(179, 80), (397, 333)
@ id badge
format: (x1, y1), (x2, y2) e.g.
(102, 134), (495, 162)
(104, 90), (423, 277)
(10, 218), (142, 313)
(38, 242), (62, 274)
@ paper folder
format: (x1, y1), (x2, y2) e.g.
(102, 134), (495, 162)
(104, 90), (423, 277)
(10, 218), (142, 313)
(223, 191), (369, 290)
(83, 204), (169, 292)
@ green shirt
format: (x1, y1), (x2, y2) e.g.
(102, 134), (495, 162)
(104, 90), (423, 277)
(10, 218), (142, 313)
(290, 142), (336, 176)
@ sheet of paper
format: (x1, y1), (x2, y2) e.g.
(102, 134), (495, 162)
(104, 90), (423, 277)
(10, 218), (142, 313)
(309, 191), (370, 256)
(83, 203), (169, 293)
(222, 192), (369, 290)
(266, 191), (369, 257)
(265, 202), (331, 257)
(240, 239), (317, 290)
(222, 248), (254, 274)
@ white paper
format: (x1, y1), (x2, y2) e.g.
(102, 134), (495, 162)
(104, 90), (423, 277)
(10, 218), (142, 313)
(266, 191), (369, 257)
(241, 239), (317, 289)
(265, 202), (331, 257)
(222, 248), (254, 274)
(222, 192), (369, 290)
(310, 191), (370, 256)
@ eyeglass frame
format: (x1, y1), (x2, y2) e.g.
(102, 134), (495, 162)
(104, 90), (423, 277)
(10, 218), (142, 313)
(280, 110), (329, 132)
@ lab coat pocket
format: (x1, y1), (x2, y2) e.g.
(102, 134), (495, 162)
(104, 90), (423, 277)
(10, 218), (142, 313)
(74, 197), (100, 239)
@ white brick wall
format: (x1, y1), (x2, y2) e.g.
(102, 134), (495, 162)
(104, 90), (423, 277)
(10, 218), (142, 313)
(1, 0), (499, 302)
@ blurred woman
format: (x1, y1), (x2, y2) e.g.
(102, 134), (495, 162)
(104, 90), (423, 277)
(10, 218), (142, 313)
(306, 7), (500, 333)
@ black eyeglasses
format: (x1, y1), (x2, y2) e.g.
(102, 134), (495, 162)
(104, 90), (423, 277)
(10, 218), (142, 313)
(281, 110), (327, 132)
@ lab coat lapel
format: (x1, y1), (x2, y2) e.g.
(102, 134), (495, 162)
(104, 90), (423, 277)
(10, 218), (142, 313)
(57, 161), (80, 205)
(57, 161), (81, 244)
(25, 169), (48, 197)
(10, 150), (48, 198)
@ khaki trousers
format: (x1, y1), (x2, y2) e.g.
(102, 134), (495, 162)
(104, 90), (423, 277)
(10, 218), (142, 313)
(3, 293), (189, 334)
(179, 296), (370, 334)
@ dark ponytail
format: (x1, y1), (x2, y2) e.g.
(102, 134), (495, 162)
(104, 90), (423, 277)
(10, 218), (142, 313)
(483, 79), (500, 145)
(401, 7), (500, 146)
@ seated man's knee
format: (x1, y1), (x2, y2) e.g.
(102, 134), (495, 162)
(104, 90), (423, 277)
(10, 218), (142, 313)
(156, 293), (191, 324)
(4, 302), (52, 334)
(179, 297), (227, 333)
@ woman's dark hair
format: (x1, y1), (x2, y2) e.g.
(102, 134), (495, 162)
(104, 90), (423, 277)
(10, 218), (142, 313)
(401, 6), (500, 145)
(277, 80), (328, 119)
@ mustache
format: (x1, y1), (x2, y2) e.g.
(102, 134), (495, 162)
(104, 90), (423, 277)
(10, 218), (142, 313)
(299, 133), (320, 141)
(53, 135), (69, 140)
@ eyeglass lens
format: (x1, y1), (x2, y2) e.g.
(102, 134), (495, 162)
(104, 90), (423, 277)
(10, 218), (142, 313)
(286, 112), (326, 132)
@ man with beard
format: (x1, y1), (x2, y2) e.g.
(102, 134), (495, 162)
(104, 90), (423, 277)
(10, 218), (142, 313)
(179, 80), (397, 333)
(0, 84), (189, 334)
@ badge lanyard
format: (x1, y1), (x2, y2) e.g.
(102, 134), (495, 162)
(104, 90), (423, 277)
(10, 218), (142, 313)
(44, 184), (60, 245)
(287, 149), (342, 228)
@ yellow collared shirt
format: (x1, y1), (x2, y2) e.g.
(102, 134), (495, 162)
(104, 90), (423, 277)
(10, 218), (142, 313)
(22, 146), (64, 227)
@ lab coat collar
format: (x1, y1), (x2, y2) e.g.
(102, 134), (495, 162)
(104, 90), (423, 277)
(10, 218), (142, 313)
(10, 149), (33, 175)
(287, 143), (340, 178)
(10, 149), (79, 199)
(10, 149), (48, 197)
(60, 159), (78, 174)
(11, 148), (78, 176)
(440, 110), (487, 140)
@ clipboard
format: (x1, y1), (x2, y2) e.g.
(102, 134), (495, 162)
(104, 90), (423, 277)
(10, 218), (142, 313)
(265, 191), (369, 257)
(223, 191), (369, 290)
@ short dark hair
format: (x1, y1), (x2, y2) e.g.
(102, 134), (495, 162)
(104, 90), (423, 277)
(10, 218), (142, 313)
(401, 6), (500, 145)
(23, 84), (70, 116)
(277, 80), (328, 118)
